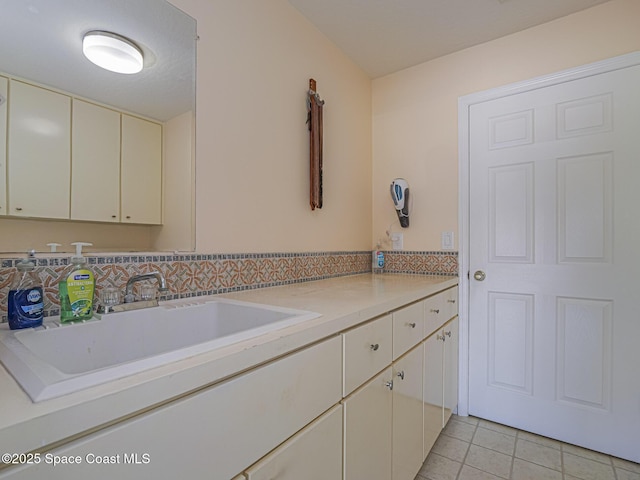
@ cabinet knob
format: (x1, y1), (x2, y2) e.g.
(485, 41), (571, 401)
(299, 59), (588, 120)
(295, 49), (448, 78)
(112, 215), (117, 218)
(126, 215), (131, 219)
(384, 381), (394, 390)
(445, 331), (452, 338)
(15, 207), (23, 211)
(430, 309), (440, 314)
(437, 334), (445, 342)
(447, 299), (456, 304)
(396, 370), (405, 380)
(407, 322), (416, 328)
(370, 343), (380, 351)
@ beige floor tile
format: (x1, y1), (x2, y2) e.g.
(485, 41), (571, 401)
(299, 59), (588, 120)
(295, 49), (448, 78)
(432, 433), (470, 462)
(472, 427), (516, 456)
(443, 419), (477, 443)
(562, 443), (612, 464)
(515, 430), (561, 450)
(477, 419), (517, 437)
(563, 452), (615, 480)
(613, 457), (640, 474)
(465, 444), (512, 479)
(514, 438), (562, 471)
(418, 452), (462, 480)
(617, 468), (640, 480)
(457, 465), (503, 480)
(511, 458), (562, 480)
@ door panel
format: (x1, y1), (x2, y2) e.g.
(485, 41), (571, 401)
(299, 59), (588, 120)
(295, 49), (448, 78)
(468, 63), (640, 463)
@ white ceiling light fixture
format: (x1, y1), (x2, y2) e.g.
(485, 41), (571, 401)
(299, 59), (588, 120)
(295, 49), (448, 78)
(82, 30), (144, 74)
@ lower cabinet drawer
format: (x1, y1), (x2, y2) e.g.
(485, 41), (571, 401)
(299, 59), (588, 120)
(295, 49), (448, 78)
(343, 314), (393, 396)
(0, 336), (342, 480)
(245, 404), (343, 480)
(392, 300), (425, 360)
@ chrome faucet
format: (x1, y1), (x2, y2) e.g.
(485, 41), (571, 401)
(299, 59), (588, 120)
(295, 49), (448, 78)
(125, 271), (169, 303)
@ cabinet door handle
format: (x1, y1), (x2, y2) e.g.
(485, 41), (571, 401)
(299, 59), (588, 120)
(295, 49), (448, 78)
(445, 331), (452, 338)
(15, 207), (23, 211)
(385, 380), (394, 390)
(370, 343), (380, 351)
(447, 299), (456, 304)
(396, 370), (405, 380)
(407, 322), (416, 328)
(430, 308), (440, 314)
(437, 334), (445, 342)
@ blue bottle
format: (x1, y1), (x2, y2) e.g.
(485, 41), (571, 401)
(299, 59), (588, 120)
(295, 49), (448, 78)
(7, 251), (44, 330)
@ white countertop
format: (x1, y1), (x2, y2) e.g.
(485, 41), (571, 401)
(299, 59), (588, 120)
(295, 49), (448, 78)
(0, 273), (457, 457)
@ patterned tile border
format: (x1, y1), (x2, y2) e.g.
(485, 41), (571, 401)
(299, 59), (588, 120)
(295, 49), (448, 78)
(0, 250), (458, 321)
(382, 250), (459, 276)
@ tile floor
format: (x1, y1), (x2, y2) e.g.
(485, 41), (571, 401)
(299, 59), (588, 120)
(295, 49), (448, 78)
(415, 415), (640, 480)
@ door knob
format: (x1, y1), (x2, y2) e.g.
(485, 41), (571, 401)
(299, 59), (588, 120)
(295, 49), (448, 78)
(473, 270), (486, 281)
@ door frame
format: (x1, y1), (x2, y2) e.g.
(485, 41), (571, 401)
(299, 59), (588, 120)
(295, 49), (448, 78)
(456, 51), (640, 417)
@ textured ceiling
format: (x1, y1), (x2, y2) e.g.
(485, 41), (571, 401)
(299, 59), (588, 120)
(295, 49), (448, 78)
(288, 0), (613, 78)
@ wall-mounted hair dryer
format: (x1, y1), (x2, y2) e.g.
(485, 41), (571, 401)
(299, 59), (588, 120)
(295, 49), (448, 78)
(390, 178), (410, 228)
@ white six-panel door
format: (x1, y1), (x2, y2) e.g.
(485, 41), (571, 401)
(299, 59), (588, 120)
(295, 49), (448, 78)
(467, 62), (640, 463)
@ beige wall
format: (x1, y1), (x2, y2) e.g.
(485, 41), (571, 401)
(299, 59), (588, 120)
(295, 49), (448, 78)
(372, 0), (640, 251)
(171, 0), (373, 253)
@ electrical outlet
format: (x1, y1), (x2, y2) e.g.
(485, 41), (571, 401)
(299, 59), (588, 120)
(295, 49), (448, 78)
(391, 233), (403, 250)
(441, 231), (454, 250)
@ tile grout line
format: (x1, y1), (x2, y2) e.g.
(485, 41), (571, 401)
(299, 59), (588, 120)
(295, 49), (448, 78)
(510, 430), (520, 480)
(455, 419), (477, 480)
(611, 454), (619, 480)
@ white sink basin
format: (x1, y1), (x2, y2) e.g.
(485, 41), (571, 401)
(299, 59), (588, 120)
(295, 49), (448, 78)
(0, 298), (320, 402)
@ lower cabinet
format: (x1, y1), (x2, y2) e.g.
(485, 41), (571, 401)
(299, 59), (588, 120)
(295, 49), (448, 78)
(392, 346), (424, 480)
(343, 368), (393, 480)
(245, 405), (343, 480)
(0, 336), (342, 480)
(423, 329), (445, 456)
(343, 315), (458, 480)
(443, 317), (459, 426)
(0, 285), (459, 480)
(424, 316), (459, 457)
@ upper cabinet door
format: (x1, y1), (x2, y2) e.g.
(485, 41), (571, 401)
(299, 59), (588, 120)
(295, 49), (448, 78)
(121, 115), (162, 224)
(71, 99), (120, 222)
(8, 80), (71, 219)
(0, 76), (7, 216)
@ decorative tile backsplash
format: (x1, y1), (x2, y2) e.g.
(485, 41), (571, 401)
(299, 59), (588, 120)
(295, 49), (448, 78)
(383, 250), (458, 275)
(0, 250), (458, 321)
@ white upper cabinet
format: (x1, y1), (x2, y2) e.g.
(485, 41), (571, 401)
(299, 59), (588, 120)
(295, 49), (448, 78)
(71, 99), (121, 222)
(121, 115), (162, 224)
(0, 76), (7, 216)
(2, 74), (163, 224)
(8, 80), (70, 219)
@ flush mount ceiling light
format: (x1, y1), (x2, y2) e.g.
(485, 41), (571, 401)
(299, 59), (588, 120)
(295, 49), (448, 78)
(82, 30), (144, 74)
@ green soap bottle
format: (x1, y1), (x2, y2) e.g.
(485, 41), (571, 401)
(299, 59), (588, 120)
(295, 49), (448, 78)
(59, 242), (95, 323)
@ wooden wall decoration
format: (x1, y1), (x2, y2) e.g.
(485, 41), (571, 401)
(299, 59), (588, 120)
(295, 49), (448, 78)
(307, 78), (325, 210)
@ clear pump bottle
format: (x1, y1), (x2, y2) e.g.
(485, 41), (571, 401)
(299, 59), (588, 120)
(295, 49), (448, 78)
(59, 242), (96, 323)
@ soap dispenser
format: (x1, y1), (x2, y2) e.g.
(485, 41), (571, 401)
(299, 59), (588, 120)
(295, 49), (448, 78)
(7, 251), (44, 330)
(59, 242), (96, 323)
